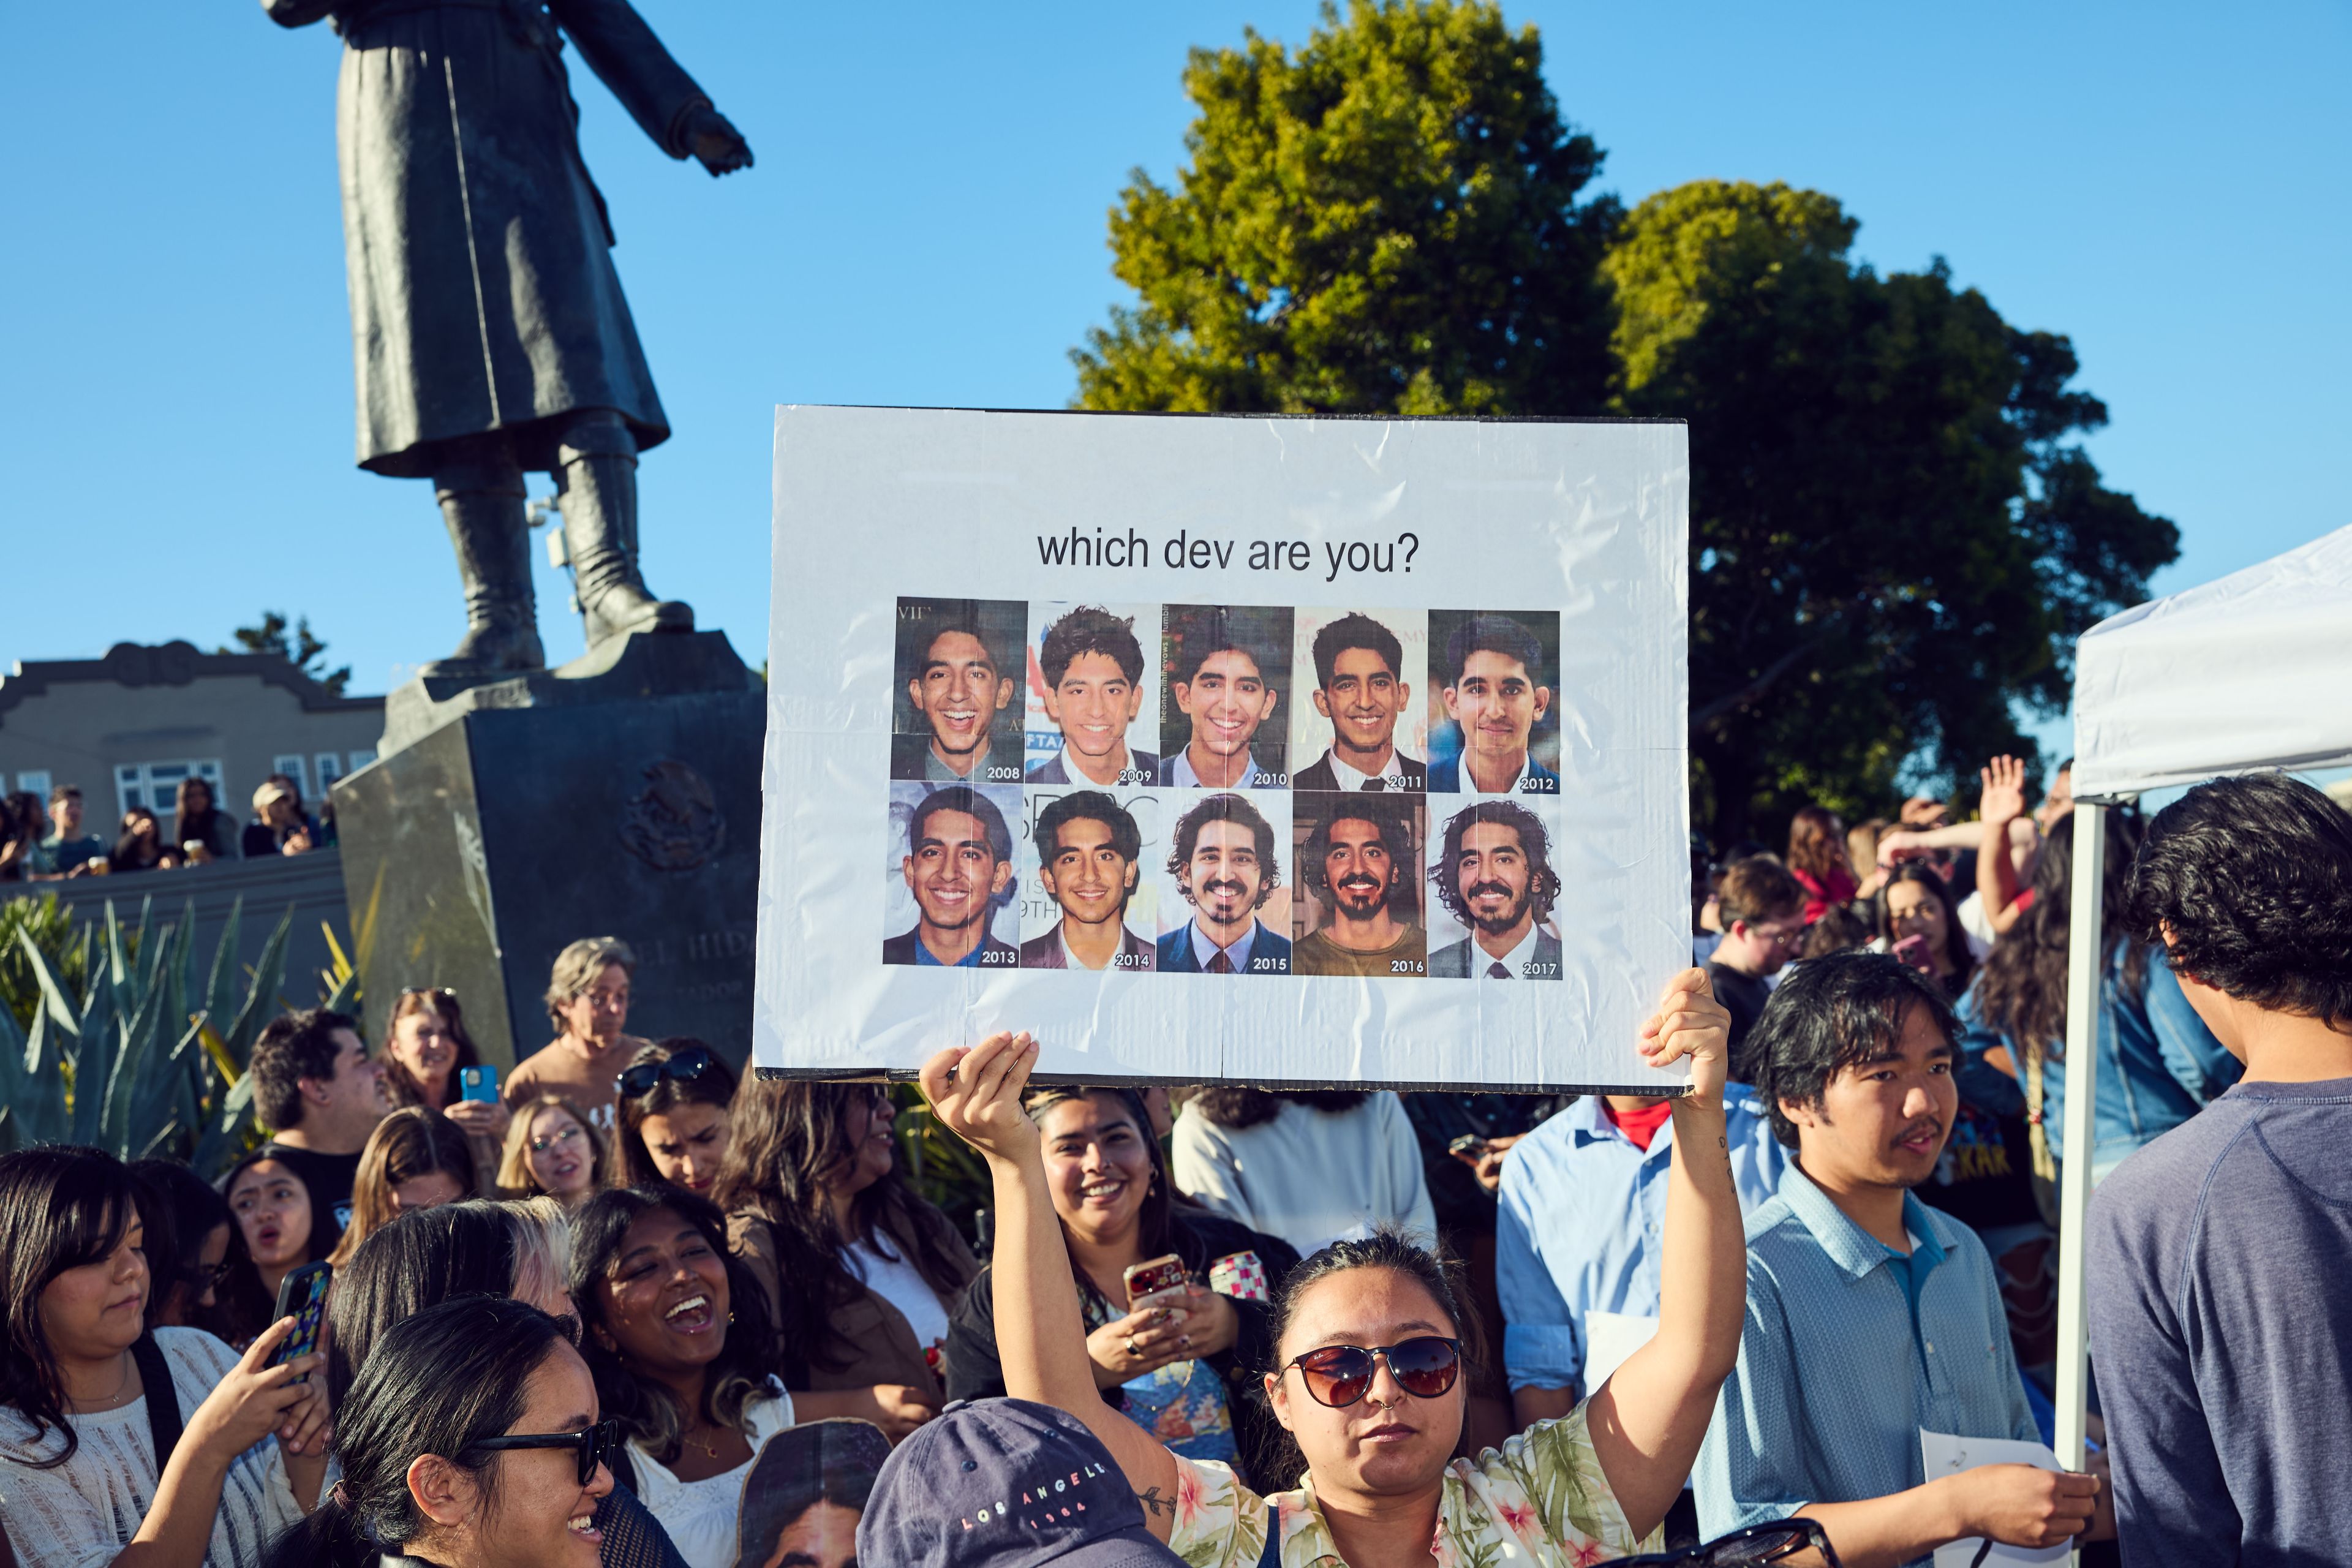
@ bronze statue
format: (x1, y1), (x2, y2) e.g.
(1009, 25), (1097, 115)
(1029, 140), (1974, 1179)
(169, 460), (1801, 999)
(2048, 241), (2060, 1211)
(265, 0), (753, 675)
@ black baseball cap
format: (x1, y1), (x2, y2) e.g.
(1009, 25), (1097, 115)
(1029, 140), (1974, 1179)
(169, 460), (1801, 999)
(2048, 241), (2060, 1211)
(858, 1398), (1186, 1568)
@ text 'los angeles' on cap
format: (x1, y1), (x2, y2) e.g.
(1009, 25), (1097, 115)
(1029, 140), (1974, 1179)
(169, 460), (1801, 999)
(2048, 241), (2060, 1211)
(857, 1397), (1187, 1568)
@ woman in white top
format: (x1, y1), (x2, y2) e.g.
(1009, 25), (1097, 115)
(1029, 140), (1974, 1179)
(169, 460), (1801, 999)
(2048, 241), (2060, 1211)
(1172, 1088), (1438, 1256)
(0, 1146), (328, 1568)
(570, 1185), (792, 1568)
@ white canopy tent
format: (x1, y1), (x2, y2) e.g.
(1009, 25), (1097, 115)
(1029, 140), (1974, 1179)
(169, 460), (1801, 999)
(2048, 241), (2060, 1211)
(2052, 522), (2352, 1475)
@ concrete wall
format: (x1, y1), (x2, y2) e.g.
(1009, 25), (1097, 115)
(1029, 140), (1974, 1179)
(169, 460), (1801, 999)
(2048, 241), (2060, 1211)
(28, 846), (353, 1019)
(0, 641), (383, 828)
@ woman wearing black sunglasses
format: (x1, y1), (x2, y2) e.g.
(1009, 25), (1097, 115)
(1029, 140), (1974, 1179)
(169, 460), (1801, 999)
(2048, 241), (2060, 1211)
(264, 1294), (619, 1568)
(919, 967), (1750, 1567)
(613, 1039), (740, 1197)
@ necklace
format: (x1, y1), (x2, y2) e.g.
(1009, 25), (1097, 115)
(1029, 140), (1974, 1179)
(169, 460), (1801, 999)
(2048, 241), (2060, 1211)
(69, 1351), (135, 1413)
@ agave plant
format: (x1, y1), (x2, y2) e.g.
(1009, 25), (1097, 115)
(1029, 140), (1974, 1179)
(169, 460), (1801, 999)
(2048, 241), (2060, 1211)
(0, 894), (294, 1178)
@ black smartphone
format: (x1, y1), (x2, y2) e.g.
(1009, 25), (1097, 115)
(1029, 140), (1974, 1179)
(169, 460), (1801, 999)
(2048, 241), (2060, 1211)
(272, 1261), (333, 1382)
(1448, 1133), (1492, 1159)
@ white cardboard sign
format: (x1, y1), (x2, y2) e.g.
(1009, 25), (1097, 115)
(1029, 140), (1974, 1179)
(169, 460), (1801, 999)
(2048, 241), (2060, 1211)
(755, 407), (1689, 1091)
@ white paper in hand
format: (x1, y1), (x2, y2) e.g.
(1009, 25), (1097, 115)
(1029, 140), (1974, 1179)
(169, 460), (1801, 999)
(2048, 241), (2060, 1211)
(1920, 1430), (2070, 1567)
(1582, 1310), (1659, 1393)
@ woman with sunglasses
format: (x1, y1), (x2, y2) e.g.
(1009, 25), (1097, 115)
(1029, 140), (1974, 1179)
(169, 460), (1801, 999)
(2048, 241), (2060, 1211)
(714, 1079), (976, 1437)
(499, 1095), (610, 1210)
(920, 968), (1747, 1566)
(570, 1186), (790, 1568)
(941, 1083), (1302, 1487)
(262, 1294), (620, 1568)
(382, 987), (511, 1191)
(322, 1199), (692, 1568)
(613, 1039), (739, 1196)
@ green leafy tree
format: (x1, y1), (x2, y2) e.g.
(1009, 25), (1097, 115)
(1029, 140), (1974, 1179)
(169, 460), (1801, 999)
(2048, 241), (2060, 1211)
(1607, 181), (2178, 839)
(1077, 5), (2180, 840)
(1072, 0), (1618, 415)
(224, 610), (352, 696)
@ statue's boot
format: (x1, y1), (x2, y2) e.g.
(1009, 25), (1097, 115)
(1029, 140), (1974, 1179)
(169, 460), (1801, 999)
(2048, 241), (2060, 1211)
(418, 461), (546, 677)
(558, 413), (693, 649)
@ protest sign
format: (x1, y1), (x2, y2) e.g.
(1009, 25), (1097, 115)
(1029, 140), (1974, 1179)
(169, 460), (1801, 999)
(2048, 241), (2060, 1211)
(757, 407), (1689, 1091)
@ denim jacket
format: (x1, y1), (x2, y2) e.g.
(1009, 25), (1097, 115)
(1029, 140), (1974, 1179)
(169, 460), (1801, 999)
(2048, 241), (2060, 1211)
(1957, 946), (2239, 1174)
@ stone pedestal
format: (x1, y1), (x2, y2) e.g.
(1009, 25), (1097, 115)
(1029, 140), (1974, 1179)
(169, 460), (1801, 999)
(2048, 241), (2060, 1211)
(331, 631), (765, 1071)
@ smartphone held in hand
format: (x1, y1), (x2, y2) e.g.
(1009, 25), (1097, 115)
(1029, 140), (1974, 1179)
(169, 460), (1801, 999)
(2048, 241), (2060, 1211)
(460, 1063), (499, 1104)
(1123, 1253), (1188, 1306)
(271, 1261), (333, 1382)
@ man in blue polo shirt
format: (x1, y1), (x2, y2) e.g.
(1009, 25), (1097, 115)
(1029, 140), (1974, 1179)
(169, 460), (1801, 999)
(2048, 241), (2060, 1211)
(1695, 953), (2105, 1567)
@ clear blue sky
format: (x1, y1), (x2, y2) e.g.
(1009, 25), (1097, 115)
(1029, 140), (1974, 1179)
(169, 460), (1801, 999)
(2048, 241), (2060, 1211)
(4, 1), (2344, 776)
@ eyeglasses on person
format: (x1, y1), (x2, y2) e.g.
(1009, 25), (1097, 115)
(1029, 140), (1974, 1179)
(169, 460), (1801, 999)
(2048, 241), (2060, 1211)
(1280, 1336), (1463, 1408)
(530, 1123), (586, 1155)
(615, 1045), (718, 1099)
(474, 1417), (622, 1487)
(1616, 1518), (1842, 1567)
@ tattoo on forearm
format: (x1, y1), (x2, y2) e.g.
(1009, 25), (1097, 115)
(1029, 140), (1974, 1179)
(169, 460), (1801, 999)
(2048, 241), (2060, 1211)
(1136, 1487), (1172, 1517)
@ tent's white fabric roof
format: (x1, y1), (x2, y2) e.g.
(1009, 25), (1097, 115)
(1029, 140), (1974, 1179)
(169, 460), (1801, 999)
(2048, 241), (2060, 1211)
(2072, 522), (2352, 799)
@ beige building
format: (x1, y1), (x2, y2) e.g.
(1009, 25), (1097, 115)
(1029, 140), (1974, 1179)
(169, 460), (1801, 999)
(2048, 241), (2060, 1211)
(0, 641), (384, 829)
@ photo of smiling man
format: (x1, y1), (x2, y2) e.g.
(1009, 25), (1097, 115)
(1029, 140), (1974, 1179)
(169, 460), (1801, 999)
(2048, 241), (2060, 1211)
(1156, 791), (1292, 975)
(1155, 603), (1292, 789)
(1425, 800), (1564, 979)
(1426, 611), (1561, 794)
(881, 782), (1020, 968)
(1292, 609), (1427, 791)
(890, 597), (1027, 783)
(1026, 603), (1161, 786)
(1291, 795), (1427, 978)
(1019, 789), (1157, 971)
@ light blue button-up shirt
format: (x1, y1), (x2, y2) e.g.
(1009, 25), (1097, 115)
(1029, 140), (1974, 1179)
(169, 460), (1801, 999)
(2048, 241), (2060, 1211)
(1496, 1087), (1788, 1393)
(1694, 1161), (2038, 1551)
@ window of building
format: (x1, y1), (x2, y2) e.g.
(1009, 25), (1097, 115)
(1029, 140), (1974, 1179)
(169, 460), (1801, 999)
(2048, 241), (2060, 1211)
(14, 771), (53, 802)
(271, 755), (311, 802)
(315, 752), (345, 793)
(115, 760), (225, 820)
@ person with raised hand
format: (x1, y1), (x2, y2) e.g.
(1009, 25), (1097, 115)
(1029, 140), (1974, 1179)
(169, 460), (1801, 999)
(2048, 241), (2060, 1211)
(917, 968), (1746, 1566)
(0, 1145), (328, 1568)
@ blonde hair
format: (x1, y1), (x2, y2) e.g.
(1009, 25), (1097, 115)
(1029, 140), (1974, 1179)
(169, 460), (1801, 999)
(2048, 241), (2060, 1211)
(497, 1095), (608, 1202)
(504, 1195), (575, 1307)
(328, 1107), (478, 1267)
(543, 937), (635, 1029)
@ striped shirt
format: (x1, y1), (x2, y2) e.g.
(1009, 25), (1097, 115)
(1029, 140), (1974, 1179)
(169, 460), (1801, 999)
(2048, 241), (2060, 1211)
(1694, 1163), (2037, 1559)
(0, 1327), (301, 1568)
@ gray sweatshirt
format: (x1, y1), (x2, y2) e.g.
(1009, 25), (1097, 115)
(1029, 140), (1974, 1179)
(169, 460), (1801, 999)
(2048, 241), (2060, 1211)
(2087, 1074), (2352, 1565)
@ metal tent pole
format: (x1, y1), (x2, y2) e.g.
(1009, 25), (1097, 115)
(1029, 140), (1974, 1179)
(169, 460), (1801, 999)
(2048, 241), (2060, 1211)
(2054, 799), (2107, 1480)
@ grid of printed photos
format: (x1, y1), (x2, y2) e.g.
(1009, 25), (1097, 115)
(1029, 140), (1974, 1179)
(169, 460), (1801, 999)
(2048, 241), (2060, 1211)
(883, 598), (1570, 981)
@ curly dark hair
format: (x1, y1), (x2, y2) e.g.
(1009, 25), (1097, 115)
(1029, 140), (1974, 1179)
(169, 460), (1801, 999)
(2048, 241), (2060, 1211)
(1298, 797), (1414, 903)
(1428, 801), (1559, 927)
(1165, 793), (1280, 907)
(1190, 1087), (1373, 1129)
(1038, 605), (1145, 688)
(1163, 603), (1284, 688)
(1753, 951), (1961, 1149)
(2123, 774), (2352, 1031)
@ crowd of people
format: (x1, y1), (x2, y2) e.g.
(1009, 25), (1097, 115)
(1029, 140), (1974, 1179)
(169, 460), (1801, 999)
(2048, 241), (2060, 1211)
(0, 769), (2345, 1568)
(0, 776), (331, 884)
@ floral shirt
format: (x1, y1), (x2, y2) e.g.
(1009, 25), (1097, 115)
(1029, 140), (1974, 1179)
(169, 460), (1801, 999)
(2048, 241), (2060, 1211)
(1166, 1403), (1659, 1567)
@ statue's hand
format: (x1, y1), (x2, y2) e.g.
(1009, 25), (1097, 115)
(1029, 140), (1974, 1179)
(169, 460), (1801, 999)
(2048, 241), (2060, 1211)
(685, 106), (753, 177)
